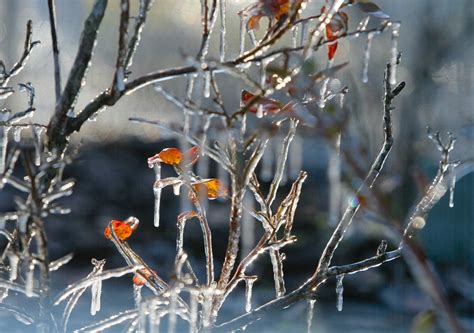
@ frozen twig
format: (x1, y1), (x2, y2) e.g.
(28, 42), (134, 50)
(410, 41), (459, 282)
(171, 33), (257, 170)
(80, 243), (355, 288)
(47, 0), (62, 102)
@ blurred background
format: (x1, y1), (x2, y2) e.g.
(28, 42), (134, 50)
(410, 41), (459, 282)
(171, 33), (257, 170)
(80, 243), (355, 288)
(0, 0), (473, 331)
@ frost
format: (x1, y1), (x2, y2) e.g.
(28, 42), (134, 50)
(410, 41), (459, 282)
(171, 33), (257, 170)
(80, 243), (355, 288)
(335, 274), (344, 311)
(362, 32), (374, 83)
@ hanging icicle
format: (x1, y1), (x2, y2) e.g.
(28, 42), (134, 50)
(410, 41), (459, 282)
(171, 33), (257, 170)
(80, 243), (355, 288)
(90, 260), (105, 316)
(306, 299), (316, 333)
(362, 32), (375, 83)
(0, 110), (11, 174)
(149, 162), (162, 228)
(239, 15), (246, 56)
(203, 70), (211, 98)
(300, 21), (308, 47)
(389, 23), (401, 85)
(189, 290), (198, 333)
(335, 274), (345, 311)
(291, 25), (298, 48)
(288, 135), (303, 180)
(244, 277), (256, 313)
(219, 0), (227, 62)
(449, 172), (456, 208)
(25, 260), (35, 298)
(241, 193), (255, 260)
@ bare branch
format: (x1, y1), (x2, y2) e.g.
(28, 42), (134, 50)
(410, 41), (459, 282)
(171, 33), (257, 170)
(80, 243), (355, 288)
(47, 0), (62, 102)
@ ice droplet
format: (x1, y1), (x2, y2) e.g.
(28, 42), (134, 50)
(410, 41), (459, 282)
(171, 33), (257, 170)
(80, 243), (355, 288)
(412, 216), (426, 230)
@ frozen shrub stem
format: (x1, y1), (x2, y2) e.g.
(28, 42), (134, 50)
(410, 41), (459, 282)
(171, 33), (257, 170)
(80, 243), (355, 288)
(0, 0), (472, 332)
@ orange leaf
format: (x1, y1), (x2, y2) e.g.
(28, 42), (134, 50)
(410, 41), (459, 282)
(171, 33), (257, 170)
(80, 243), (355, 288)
(321, 6), (348, 60)
(183, 146), (200, 166)
(190, 179), (228, 201)
(148, 147), (183, 166)
(132, 268), (155, 286)
(239, 0), (291, 30)
(104, 220), (135, 241)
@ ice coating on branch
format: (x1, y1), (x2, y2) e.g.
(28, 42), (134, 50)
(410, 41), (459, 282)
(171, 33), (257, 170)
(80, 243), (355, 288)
(245, 278), (256, 313)
(389, 23), (400, 85)
(335, 274), (344, 311)
(362, 32), (374, 83)
(306, 299), (316, 333)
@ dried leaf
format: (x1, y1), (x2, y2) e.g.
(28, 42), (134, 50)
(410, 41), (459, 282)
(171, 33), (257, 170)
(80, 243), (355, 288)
(321, 6), (349, 60)
(148, 146), (200, 166)
(239, 0), (291, 30)
(191, 179), (228, 201)
(241, 90), (283, 116)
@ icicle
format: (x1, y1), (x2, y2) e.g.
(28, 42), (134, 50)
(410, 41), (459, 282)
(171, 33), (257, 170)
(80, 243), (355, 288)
(244, 278), (256, 313)
(151, 163), (162, 228)
(300, 21), (308, 47)
(328, 135), (342, 226)
(32, 126), (44, 166)
(203, 70), (211, 98)
(13, 127), (22, 142)
(306, 299), (316, 333)
(291, 25), (298, 48)
(389, 23), (400, 86)
(25, 261), (35, 298)
(362, 32), (374, 83)
(239, 16), (246, 56)
(260, 139), (274, 181)
(335, 274), (345, 311)
(256, 104), (264, 119)
(173, 183), (181, 196)
(8, 254), (19, 281)
(90, 258), (105, 316)
(289, 135), (303, 180)
(241, 193), (255, 260)
(0, 110), (11, 174)
(167, 289), (178, 333)
(449, 173), (456, 208)
(318, 60), (334, 108)
(219, 0), (226, 62)
(189, 290), (198, 333)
